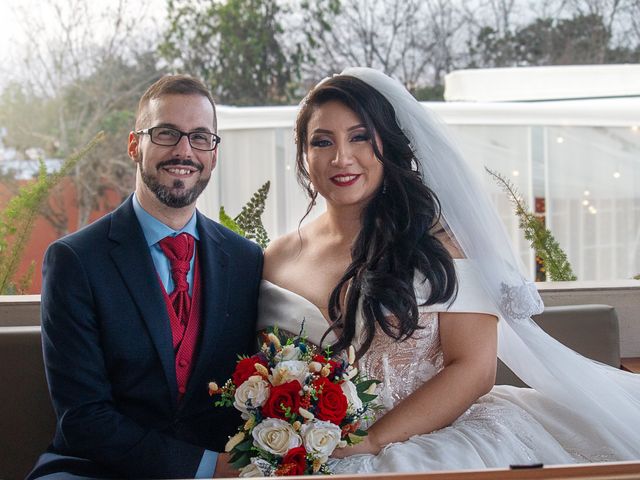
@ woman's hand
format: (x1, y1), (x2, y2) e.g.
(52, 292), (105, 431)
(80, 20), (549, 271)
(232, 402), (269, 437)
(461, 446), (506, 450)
(331, 432), (381, 458)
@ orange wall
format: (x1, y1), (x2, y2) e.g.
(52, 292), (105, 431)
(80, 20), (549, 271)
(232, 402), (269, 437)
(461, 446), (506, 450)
(0, 179), (123, 293)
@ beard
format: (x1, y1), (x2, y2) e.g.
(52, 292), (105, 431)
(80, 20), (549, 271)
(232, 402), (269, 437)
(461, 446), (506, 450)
(139, 155), (211, 208)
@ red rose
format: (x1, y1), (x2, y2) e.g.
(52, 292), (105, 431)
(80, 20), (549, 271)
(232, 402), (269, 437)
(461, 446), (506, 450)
(313, 377), (348, 424)
(232, 356), (268, 387)
(261, 380), (302, 420)
(279, 446), (307, 476)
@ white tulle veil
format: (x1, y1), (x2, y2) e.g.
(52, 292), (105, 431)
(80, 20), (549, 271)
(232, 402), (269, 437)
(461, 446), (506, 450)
(337, 67), (640, 458)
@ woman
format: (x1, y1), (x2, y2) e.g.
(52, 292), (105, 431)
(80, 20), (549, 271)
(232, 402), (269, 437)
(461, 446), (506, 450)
(258, 67), (640, 473)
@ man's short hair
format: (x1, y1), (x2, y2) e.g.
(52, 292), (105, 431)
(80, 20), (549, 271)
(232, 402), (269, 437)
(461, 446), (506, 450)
(135, 74), (217, 130)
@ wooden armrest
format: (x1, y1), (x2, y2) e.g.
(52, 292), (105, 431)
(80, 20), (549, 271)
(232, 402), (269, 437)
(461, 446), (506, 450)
(621, 357), (640, 373)
(324, 461), (640, 479)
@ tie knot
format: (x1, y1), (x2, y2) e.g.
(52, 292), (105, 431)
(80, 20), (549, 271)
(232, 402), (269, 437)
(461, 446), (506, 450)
(159, 233), (194, 261)
(159, 233), (195, 292)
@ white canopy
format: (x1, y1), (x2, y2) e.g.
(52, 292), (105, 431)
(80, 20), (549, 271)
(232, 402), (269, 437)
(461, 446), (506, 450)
(444, 64), (640, 102)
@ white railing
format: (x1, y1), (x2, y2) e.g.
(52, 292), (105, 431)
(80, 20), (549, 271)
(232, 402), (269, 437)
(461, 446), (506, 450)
(197, 99), (640, 282)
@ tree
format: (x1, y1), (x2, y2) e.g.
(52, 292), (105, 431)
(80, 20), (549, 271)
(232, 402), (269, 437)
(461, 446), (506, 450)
(468, 12), (639, 68)
(298, 0), (465, 97)
(0, 0), (163, 234)
(161, 0), (301, 105)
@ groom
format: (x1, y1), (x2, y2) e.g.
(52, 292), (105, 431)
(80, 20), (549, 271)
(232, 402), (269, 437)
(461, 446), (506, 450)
(27, 75), (262, 479)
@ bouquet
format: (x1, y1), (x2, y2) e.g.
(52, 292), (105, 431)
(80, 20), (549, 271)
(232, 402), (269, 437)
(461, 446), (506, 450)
(209, 327), (379, 476)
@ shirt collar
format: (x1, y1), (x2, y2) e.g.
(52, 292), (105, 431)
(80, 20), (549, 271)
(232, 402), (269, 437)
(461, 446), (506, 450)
(132, 193), (199, 247)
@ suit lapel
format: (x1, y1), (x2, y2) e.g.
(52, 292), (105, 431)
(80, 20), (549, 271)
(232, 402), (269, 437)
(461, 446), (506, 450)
(108, 196), (178, 405)
(181, 213), (230, 406)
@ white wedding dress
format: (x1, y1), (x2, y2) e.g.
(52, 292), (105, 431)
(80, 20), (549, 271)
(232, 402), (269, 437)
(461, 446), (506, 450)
(257, 260), (623, 474)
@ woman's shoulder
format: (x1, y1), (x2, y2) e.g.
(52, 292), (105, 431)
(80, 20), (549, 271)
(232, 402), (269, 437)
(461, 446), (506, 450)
(265, 228), (301, 259)
(263, 222), (316, 282)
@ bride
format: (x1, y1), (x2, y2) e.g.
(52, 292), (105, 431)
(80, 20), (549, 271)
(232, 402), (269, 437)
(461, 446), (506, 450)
(257, 67), (640, 473)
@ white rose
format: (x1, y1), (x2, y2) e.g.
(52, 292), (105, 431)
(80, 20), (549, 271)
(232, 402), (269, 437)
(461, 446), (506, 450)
(234, 375), (270, 414)
(300, 420), (342, 462)
(275, 344), (302, 362)
(270, 360), (309, 386)
(341, 380), (363, 413)
(252, 417), (302, 456)
(239, 458), (275, 477)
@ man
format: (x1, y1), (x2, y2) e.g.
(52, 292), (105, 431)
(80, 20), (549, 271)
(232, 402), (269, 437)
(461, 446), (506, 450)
(27, 75), (262, 479)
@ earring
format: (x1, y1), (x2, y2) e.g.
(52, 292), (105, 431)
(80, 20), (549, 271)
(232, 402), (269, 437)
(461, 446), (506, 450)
(309, 182), (317, 205)
(382, 178), (388, 195)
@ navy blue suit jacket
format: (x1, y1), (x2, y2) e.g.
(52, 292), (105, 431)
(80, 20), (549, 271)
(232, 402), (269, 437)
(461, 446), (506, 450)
(30, 196), (263, 479)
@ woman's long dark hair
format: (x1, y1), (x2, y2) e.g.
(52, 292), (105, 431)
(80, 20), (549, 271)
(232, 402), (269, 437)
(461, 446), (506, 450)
(295, 75), (457, 357)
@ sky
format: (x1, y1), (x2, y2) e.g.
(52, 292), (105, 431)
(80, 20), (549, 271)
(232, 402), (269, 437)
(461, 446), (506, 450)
(0, 0), (167, 90)
(0, 0), (23, 58)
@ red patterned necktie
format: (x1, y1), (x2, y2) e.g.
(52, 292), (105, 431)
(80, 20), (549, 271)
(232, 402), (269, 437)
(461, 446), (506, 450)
(159, 233), (195, 329)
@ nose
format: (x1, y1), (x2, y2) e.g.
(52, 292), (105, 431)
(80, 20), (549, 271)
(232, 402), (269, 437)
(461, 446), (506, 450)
(172, 134), (193, 158)
(332, 142), (355, 167)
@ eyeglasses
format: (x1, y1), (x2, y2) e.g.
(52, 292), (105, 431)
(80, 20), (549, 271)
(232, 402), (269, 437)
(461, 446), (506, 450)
(136, 126), (221, 151)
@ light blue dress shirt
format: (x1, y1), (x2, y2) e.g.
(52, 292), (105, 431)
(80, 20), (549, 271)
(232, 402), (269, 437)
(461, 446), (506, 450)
(132, 194), (218, 477)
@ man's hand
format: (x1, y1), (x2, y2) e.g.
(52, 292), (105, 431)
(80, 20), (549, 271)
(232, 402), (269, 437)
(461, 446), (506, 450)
(213, 453), (239, 478)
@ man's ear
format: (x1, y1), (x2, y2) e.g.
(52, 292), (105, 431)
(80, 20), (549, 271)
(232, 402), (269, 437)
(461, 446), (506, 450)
(127, 131), (140, 162)
(211, 149), (218, 170)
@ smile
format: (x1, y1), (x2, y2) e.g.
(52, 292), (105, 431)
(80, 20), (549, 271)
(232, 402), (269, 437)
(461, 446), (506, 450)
(163, 166), (199, 176)
(330, 174), (360, 186)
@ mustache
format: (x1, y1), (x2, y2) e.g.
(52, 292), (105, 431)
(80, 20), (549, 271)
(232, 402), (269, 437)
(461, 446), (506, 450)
(157, 158), (203, 171)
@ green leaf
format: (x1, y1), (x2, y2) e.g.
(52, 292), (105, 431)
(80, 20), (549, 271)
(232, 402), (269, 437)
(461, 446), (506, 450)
(235, 439), (254, 452)
(219, 206), (245, 236)
(358, 393), (377, 403)
(355, 379), (379, 394)
(219, 181), (271, 249)
(233, 181), (271, 249)
(230, 451), (251, 469)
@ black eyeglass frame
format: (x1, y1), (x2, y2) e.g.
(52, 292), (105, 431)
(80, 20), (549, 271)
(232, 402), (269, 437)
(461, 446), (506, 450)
(136, 126), (221, 151)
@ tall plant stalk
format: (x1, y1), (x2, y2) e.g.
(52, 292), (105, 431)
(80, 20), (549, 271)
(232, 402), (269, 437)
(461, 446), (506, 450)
(486, 167), (577, 282)
(0, 132), (105, 293)
(219, 181), (271, 249)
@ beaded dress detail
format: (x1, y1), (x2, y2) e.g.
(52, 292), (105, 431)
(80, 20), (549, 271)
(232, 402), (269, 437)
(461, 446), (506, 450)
(356, 313), (442, 419)
(257, 260), (623, 473)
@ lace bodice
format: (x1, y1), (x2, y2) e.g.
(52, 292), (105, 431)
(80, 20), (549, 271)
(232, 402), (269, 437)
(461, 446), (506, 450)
(356, 312), (443, 420)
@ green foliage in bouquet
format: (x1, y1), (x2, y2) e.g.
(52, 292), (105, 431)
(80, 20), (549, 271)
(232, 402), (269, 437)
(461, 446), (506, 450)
(486, 167), (577, 282)
(0, 132), (104, 294)
(219, 181), (270, 249)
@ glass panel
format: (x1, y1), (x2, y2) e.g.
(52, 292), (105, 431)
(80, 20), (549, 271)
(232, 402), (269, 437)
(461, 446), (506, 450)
(449, 125), (536, 279)
(545, 126), (640, 280)
(200, 118), (639, 282)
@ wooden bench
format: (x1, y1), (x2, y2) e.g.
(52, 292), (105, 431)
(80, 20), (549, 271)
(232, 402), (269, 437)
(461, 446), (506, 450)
(0, 303), (625, 480)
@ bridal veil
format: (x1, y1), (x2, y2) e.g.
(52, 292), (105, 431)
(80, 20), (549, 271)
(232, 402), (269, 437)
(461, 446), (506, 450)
(338, 67), (640, 458)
